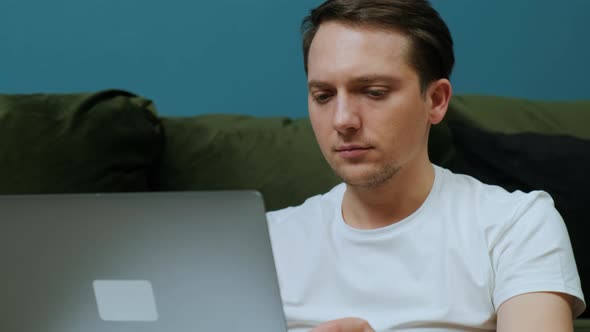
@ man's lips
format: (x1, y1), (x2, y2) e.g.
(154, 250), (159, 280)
(334, 144), (373, 159)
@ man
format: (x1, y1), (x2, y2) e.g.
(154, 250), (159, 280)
(267, 0), (585, 331)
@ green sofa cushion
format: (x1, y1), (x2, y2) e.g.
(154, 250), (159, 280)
(575, 319), (590, 331)
(446, 95), (590, 139)
(157, 115), (341, 211)
(0, 90), (163, 193)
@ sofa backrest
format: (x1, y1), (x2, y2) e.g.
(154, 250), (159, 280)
(0, 90), (163, 193)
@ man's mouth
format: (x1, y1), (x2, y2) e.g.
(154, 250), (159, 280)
(334, 144), (373, 159)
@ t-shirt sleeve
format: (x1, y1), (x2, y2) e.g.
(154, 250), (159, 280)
(490, 191), (586, 317)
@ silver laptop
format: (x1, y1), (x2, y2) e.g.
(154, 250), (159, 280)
(0, 191), (287, 332)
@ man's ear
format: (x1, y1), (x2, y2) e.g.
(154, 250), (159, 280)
(427, 78), (452, 125)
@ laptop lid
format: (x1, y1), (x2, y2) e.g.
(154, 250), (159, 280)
(0, 191), (287, 332)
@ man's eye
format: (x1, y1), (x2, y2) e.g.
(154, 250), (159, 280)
(314, 93), (332, 104)
(366, 90), (387, 98)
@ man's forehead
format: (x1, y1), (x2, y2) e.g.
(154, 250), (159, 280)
(308, 22), (410, 68)
(307, 22), (413, 85)
(310, 21), (410, 54)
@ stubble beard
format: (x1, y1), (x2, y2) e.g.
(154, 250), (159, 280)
(336, 162), (402, 190)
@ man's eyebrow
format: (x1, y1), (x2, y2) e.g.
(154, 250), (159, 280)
(307, 80), (331, 89)
(308, 75), (401, 89)
(351, 74), (400, 85)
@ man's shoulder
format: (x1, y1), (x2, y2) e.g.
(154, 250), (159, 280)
(439, 166), (556, 216)
(266, 182), (346, 227)
(438, 166), (562, 245)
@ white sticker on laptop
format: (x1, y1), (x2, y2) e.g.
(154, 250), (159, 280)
(93, 280), (159, 322)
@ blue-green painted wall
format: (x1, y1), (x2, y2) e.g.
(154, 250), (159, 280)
(1, 0), (588, 117)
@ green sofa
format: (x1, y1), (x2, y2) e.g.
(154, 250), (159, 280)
(0, 89), (588, 329)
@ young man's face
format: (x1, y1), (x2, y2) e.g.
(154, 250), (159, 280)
(307, 21), (436, 188)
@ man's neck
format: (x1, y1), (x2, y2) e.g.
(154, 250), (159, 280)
(341, 161), (436, 230)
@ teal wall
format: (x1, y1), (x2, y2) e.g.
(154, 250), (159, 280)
(1, 0), (588, 117)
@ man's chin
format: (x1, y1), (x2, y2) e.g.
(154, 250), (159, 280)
(335, 165), (401, 189)
(342, 177), (388, 190)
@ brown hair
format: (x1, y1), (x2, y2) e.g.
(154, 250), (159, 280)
(302, 0), (455, 92)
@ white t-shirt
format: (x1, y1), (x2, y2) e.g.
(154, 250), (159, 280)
(267, 165), (585, 332)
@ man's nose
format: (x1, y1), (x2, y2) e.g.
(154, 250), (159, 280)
(333, 94), (361, 134)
